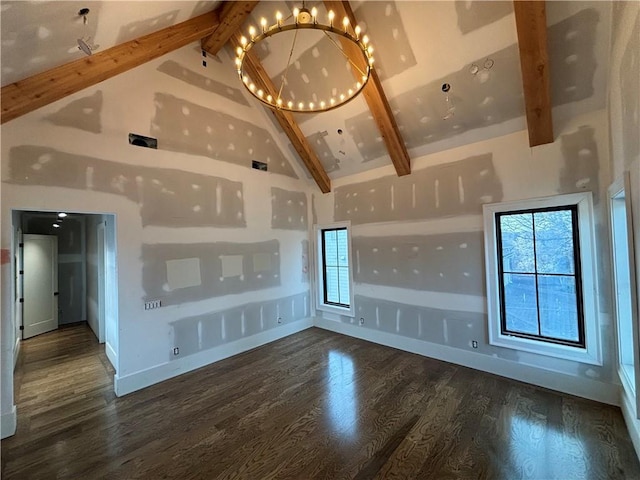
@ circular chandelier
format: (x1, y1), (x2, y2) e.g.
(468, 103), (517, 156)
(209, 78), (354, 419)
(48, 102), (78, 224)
(235, 5), (375, 114)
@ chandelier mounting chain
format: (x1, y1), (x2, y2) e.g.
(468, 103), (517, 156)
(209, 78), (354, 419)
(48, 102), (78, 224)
(235, 6), (375, 114)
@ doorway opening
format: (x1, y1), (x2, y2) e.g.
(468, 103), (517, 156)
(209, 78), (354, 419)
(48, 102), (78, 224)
(608, 174), (639, 417)
(11, 209), (118, 372)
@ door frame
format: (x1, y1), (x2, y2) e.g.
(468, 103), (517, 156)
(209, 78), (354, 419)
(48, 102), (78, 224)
(608, 172), (640, 418)
(10, 208), (119, 371)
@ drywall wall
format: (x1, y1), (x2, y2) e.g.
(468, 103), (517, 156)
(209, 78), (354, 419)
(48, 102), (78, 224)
(315, 107), (617, 400)
(0, 37), (312, 421)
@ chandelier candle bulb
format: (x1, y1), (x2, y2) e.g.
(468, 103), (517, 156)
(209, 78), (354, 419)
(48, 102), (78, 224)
(276, 11), (282, 27)
(342, 17), (349, 33)
(293, 8), (299, 23)
(249, 25), (256, 39)
(311, 7), (317, 23)
(240, 36), (247, 46)
(355, 25), (361, 39)
(328, 10), (335, 27)
(260, 17), (267, 33)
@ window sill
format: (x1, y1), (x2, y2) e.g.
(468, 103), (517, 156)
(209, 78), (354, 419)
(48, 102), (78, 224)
(316, 302), (353, 318)
(489, 331), (602, 365)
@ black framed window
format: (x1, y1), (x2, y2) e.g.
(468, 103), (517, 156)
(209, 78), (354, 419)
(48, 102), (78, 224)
(495, 205), (585, 347)
(321, 227), (350, 307)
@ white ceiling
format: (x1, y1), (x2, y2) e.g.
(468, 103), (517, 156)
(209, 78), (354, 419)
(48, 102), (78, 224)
(1, 1), (612, 180)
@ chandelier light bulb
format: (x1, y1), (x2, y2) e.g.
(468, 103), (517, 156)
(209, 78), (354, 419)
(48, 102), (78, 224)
(249, 25), (256, 38)
(293, 7), (299, 19)
(240, 36), (247, 46)
(276, 11), (282, 23)
(267, 94), (273, 102)
(257, 89), (264, 98)
(367, 45), (374, 54)
(309, 102), (314, 109)
(320, 101), (326, 108)
(298, 102), (304, 109)
(235, 57), (241, 66)
(277, 98), (283, 106)
(369, 57), (375, 65)
(236, 46), (243, 56)
(348, 88), (353, 96)
(249, 83), (256, 91)
(311, 7), (317, 22)
(330, 98), (336, 105)
(260, 17), (267, 32)
(242, 76), (249, 84)
(340, 94), (345, 101)
(328, 10), (335, 26)
(354, 25), (361, 39)
(288, 101), (294, 108)
(362, 35), (369, 45)
(342, 17), (349, 32)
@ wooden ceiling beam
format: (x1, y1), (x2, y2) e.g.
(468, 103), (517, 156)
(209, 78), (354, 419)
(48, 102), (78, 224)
(323, 0), (411, 176)
(230, 33), (331, 193)
(513, 1), (554, 146)
(201, 1), (259, 55)
(1, 9), (224, 124)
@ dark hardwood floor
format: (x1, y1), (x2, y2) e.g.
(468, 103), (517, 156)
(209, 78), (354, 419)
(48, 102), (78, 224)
(2, 324), (639, 479)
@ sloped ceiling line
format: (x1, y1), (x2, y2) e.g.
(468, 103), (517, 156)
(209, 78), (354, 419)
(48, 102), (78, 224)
(323, 0), (412, 177)
(0, 3), (258, 124)
(230, 32), (332, 193)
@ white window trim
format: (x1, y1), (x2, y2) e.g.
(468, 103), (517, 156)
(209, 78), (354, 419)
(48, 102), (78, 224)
(314, 221), (355, 317)
(483, 192), (602, 365)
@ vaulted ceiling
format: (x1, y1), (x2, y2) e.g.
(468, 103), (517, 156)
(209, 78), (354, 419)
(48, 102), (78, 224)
(0, 1), (611, 192)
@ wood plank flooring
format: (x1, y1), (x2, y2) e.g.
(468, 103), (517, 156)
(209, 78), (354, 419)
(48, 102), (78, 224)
(2, 324), (639, 479)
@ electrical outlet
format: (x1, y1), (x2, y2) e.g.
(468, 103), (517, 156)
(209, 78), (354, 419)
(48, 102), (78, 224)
(472, 340), (478, 349)
(173, 347), (179, 355)
(144, 300), (162, 310)
(359, 317), (365, 325)
(277, 317), (282, 324)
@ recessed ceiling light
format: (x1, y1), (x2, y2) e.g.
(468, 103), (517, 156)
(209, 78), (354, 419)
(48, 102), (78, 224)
(53, 223), (60, 228)
(58, 212), (67, 218)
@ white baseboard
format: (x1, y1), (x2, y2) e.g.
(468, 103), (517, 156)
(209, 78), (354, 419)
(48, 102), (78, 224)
(621, 385), (640, 460)
(13, 337), (20, 371)
(315, 317), (620, 406)
(105, 342), (117, 370)
(114, 318), (314, 397)
(1, 405), (17, 439)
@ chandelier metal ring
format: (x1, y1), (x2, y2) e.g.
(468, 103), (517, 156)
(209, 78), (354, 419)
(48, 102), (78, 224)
(235, 10), (374, 114)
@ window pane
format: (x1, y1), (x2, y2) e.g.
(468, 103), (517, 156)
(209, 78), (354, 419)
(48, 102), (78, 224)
(503, 273), (539, 335)
(337, 229), (349, 267)
(338, 267), (350, 305)
(324, 230), (338, 267)
(538, 275), (579, 341)
(325, 266), (339, 304)
(534, 210), (575, 274)
(499, 213), (535, 273)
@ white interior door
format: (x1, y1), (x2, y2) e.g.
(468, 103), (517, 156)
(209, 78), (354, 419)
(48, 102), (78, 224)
(23, 234), (58, 339)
